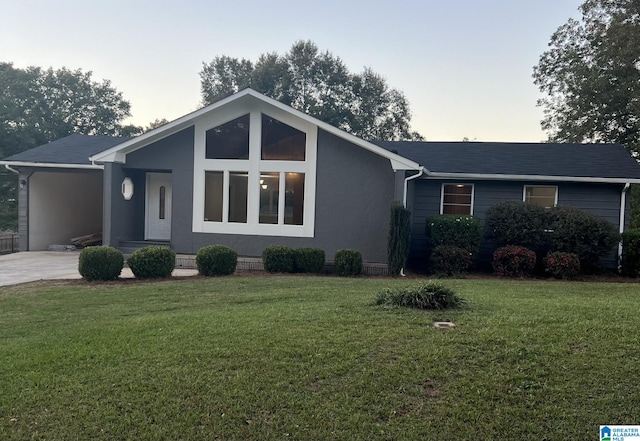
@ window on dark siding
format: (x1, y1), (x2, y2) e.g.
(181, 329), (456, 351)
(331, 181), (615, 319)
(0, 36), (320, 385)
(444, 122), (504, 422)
(441, 184), (473, 215)
(524, 185), (557, 208)
(261, 114), (306, 161)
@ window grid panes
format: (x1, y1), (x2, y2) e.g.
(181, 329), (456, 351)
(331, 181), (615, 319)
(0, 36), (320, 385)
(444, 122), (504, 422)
(205, 114), (250, 159)
(524, 186), (557, 208)
(204, 171), (223, 222)
(442, 184), (473, 215)
(228, 172), (248, 223)
(261, 114), (306, 161)
(259, 173), (280, 224)
(285, 173), (304, 225)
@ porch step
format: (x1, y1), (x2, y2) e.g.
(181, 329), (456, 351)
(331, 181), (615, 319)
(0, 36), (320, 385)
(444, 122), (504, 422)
(117, 240), (170, 255)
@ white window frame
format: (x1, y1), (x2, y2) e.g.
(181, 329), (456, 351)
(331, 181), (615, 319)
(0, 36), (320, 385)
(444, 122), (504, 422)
(523, 185), (558, 208)
(192, 100), (317, 237)
(440, 183), (474, 215)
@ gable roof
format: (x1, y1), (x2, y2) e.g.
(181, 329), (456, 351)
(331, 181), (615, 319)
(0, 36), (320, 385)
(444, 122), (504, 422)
(1, 134), (129, 169)
(374, 141), (640, 183)
(88, 88), (421, 171)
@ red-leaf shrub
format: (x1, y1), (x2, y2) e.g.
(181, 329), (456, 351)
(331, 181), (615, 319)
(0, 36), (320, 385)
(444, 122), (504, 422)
(492, 245), (536, 278)
(544, 251), (581, 279)
(429, 245), (473, 276)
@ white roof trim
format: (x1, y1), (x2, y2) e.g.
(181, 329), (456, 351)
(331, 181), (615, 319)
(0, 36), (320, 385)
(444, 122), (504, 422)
(0, 161), (103, 170)
(89, 88), (421, 170)
(423, 171), (640, 184)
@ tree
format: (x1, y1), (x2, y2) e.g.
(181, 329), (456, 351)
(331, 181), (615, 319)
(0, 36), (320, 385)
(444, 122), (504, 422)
(0, 63), (136, 230)
(200, 40), (424, 141)
(533, 0), (640, 226)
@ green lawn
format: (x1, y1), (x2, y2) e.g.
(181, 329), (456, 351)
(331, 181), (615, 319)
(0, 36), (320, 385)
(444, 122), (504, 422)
(1, 276), (638, 440)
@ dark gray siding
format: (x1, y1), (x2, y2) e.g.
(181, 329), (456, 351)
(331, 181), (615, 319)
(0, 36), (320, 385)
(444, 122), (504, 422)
(410, 179), (627, 269)
(106, 127), (396, 262)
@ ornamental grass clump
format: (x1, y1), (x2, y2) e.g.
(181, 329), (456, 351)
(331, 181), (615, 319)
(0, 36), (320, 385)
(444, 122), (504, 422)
(375, 281), (466, 310)
(492, 245), (537, 278)
(544, 251), (581, 279)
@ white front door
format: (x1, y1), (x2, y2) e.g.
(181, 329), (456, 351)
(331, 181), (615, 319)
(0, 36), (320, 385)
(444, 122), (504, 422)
(145, 173), (172, 240)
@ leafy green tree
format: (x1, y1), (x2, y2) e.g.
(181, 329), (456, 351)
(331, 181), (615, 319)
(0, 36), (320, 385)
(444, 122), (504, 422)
(0, 63), (137, 230)
(200, 40), (423, 141)
(533, 0), (640, 226)
(533, 0), (640, 150)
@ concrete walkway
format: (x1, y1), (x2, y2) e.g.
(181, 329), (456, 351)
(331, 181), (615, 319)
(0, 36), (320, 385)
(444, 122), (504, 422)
(0, 251), (198, 287)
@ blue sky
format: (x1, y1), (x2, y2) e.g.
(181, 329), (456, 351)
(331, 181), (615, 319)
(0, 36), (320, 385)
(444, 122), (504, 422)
(2, 0), (582, 141)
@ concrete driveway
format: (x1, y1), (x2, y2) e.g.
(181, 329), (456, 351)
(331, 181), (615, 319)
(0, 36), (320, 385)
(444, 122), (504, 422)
(0, 251), (82, 287)
(0, 251), (199, 287)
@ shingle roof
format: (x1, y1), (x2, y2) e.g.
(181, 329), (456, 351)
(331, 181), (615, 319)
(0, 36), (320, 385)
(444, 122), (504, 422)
(2, 134), (129, 165)
(373, 141), (640, 180)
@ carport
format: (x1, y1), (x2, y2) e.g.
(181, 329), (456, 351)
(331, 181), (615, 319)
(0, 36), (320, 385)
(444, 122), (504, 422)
(0, 134), (129, 251)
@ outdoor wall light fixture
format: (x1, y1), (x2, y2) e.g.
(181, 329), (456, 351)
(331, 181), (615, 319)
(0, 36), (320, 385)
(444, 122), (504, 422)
(122, 177), (134, 200)
(19, 179), (27, 189)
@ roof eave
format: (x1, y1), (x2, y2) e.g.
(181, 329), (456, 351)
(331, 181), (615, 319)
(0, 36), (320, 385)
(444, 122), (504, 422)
(0, 161), (103, 170)
(424, 171), (640, 184)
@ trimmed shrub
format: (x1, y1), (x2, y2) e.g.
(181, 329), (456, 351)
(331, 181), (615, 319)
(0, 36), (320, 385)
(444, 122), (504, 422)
(621, 228), (640, 277)
(388, 201), (412, 277)
(429, 245), (473, 276)
(78, 246), (123, 281)
(544, 251), (581, 279)
(375, 281), (466, 310)
(549, 206), (619, 272)
(485, 201), (552, 252)
(127, 246), (176, 279)
(426, 214), (482, 256)
(492, 245), (537, 277)
(335, 249), (362, 277)
(294, 247), (325, 273)
(262, 245), (295, 273)
(196, 245), (238, 276)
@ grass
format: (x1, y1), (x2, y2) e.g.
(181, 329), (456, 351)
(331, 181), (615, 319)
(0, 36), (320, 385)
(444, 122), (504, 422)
(1, 276), (639, 440)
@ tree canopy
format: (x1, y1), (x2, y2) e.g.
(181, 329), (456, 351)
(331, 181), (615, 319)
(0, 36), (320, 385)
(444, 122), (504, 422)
(200, 41), (424, 141)
(0, 63), (138, 230)
(533, 0), (640, 153)
(533, 0), (640, 227)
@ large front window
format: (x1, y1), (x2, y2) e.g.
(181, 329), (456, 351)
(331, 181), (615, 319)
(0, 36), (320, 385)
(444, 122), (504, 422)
(195, 107), (316, 237)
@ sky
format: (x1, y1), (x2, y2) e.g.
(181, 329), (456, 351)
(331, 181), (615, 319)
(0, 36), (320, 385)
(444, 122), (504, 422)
(2, 0), (583, 142)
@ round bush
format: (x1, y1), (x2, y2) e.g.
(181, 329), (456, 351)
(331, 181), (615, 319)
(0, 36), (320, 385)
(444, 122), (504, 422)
(492, 245), (537, 278)
(375, 281), (466, 310)
(549, 206), (619, 272)
(335, 249), (362, 277)
(78, 246), (123, 281)
(127, 246), (176, 279)
(486, 201), (552, 252)
(621, 228), (640, 277)
(429, 245), (472, 276)
(294, 247), (326, 273)
(426, 214), (482, 256)
(544, 251), (581, 279)
(262, 245), (295, 273)
(196, 245), (238, 276)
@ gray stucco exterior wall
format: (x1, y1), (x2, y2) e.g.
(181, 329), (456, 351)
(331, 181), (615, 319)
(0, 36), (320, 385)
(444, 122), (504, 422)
(105, 127), (396, 263)
(409, 179), (629, 269)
